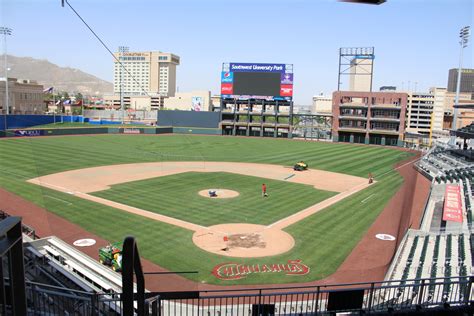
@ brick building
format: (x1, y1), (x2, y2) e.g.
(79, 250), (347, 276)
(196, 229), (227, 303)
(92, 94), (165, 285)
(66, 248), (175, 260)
(332, 91), (407, 146)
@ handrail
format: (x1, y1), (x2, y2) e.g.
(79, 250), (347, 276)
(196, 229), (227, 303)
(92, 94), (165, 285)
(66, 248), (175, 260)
(122, 236), (146, 315)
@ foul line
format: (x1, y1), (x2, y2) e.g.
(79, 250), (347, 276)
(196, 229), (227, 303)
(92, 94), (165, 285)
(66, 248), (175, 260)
(44, 195), (72, 205)
(361, 194), (376, 204)
(375, 156), (421, 180)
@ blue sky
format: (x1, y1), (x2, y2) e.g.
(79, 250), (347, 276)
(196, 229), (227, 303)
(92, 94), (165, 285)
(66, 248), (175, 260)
(2, 0), (473, 104)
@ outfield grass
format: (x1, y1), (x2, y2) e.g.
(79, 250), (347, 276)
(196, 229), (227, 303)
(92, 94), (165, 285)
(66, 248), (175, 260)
(92, 172), (336, 226)
(0, 134), (412, 284)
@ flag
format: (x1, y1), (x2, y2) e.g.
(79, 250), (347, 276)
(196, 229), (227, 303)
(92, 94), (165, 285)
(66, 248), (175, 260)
(43, 87), (54, 94)
(75, 100), (83, 106)
(63, 100), (71, 105)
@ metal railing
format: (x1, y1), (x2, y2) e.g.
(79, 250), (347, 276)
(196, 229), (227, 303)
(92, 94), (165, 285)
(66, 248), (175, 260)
(151, 276), (473, 315)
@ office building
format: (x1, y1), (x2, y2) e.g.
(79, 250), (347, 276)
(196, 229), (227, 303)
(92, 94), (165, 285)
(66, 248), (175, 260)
(103, 94), (164, 110)
(430, 87), (446, 132)
(447, 68), (474, 96)
(113, 51), (180, 97)
(405, 92), (435, 135)
(332, 91), (407, 146)
(0, 78), (45, 114)
(312, 95), (332, 113)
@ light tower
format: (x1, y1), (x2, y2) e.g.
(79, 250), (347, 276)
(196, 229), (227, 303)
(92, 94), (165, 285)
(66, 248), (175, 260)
(118, 46), (129, 124)
(1, 27), (12, 115)
(450, 26), (470, 146)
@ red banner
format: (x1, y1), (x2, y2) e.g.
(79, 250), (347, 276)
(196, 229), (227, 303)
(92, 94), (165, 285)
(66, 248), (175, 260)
(221, 83), (233, 94)
(443, 185), (463, 223)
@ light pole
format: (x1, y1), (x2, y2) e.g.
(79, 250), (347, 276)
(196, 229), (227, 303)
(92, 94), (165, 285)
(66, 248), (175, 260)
(450, 26), (470, 146)
(1, 27), (12, 115)
(118, 46), (129, 125)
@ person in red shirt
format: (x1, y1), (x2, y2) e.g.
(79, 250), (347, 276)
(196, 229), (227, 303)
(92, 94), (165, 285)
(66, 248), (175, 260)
(262, 183), (268, 197)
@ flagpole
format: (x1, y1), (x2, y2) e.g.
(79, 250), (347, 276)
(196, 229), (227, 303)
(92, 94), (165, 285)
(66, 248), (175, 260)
(53, 87), (56, 124)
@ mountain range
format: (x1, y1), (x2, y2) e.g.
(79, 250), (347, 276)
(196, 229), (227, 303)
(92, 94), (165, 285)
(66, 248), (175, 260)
(3, 55), (113, 96)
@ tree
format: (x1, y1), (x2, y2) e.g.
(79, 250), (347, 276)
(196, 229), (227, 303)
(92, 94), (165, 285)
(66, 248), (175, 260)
(75, 92), (83, 101)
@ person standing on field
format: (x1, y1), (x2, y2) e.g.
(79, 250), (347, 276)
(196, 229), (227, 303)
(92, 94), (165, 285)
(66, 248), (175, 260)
(262, 183), (268, 197)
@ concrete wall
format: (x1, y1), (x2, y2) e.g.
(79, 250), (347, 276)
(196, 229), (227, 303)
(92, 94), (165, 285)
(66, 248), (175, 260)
(164, 91), (211, 111)
(157, 110), (221, 128)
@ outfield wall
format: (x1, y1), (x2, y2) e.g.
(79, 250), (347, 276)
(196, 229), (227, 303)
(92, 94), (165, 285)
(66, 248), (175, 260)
(0, 126), (202, 137)
(0, 115), (88, 131)
(158, 110), (221, 128)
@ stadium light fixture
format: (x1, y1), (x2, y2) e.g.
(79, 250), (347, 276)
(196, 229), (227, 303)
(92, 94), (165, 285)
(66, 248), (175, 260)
(339, 0), (387, 5)
(1, 27), (12, 116)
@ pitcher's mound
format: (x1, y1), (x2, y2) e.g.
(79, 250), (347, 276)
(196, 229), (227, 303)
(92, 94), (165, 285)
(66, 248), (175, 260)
(193, 224), (294, 258)
(198, 189), (239, 199)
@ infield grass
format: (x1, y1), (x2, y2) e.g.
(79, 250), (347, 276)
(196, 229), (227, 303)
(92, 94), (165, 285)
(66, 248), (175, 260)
(92, 172), (336, 226)
(0, 134), (413, 284)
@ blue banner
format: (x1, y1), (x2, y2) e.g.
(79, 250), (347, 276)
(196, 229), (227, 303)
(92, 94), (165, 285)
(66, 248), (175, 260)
(229, 63), (286, 73)
(221, 71), (233, 83)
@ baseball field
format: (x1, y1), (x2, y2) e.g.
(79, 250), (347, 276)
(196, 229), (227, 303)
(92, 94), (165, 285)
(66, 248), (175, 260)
(0, 134), (413, 285)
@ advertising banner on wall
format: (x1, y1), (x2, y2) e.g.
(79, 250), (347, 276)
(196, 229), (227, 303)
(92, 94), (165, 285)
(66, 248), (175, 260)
(442, 184), (463, 223)
(191, 97), (203, 111)
(14, 130), (44, 137)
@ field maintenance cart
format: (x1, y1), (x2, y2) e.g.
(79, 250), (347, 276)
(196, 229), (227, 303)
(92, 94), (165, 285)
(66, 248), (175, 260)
(293, 161), (308, 171)
(99, 242), (123, 272)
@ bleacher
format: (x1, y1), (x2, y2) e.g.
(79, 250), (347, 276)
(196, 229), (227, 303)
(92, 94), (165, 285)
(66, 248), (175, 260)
(388, 231), (472, 302)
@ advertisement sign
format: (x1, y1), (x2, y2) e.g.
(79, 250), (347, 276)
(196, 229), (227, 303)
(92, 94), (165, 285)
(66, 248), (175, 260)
(123, 128), (142, 134)
(191, 97), (203, 111)
(221, 72), (233, 83)
(280, 73), (293, 84)
(14, 130), (44, 137)
(229, 63), (286, 73)
(443, 184), (463, 223)
(280, 85), (293, 97)
(212, 259), (309, 280)
(221, 83), (233, 95)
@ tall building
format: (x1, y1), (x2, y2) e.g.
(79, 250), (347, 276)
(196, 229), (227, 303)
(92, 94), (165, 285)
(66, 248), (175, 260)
(0, 78), (45, 114)
(349, 57), (373, 92)
(113, 51), (180, 97)
(447, 68), (474, 96)
(332, 91), (407, 146)
(405, 92), (435, 135)
(430, 87), (446, 132)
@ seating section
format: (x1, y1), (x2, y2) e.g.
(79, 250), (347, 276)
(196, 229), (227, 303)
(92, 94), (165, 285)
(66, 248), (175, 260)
(418, 147), (473, 182)
(390, 233), (472, 301)
(385, 144), (473, 304)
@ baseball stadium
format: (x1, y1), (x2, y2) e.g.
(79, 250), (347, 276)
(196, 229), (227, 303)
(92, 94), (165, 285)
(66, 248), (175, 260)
(1, 3), (473, 312)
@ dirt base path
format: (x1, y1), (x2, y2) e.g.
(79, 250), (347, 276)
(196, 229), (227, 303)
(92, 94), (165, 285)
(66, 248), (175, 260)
(28, 162), (369, 257)
(28, 161), (366, 193)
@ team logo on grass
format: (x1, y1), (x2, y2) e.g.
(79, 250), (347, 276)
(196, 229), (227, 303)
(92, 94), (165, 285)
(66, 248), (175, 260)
(212, 260), (310, 280)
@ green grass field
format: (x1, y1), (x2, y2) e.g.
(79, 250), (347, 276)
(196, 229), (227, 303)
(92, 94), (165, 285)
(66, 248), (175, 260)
(0, 134), (412, 284)
(92, 172), (336, 226)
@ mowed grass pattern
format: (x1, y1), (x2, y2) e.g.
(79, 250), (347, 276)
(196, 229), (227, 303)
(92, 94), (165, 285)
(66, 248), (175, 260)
(0, 135), (413, 284)
(92, 172), (336, 226)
